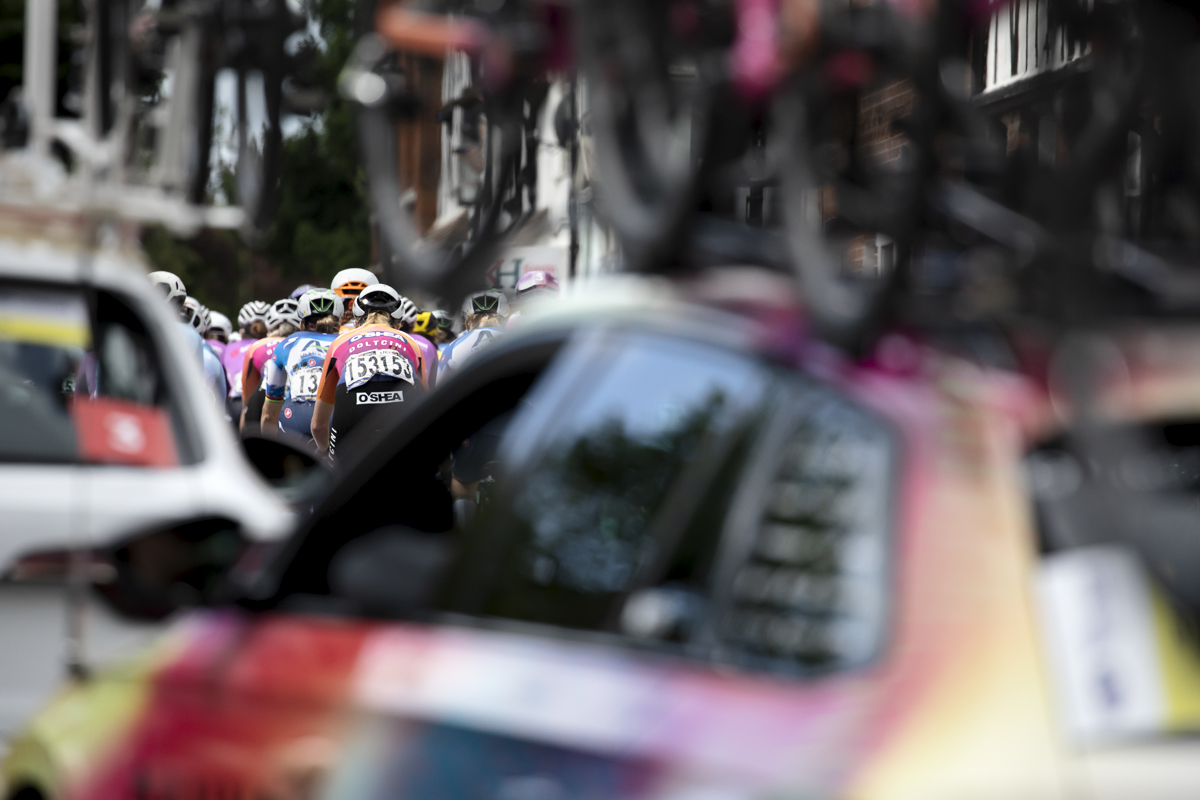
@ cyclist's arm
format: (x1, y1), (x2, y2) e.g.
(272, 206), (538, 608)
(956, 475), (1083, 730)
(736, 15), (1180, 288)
(260, 357), (287, 439)
(241, 344), (262, 400)
(311, 355), (340, 453)
(312, 400), (334, 453)
(261, 401), (281, 438)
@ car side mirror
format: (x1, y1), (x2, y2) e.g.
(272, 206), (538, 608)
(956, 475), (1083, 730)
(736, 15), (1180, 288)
(95, 517), (247, 620)
(329, 527), (454, 617)
(242, 434), (326, 489)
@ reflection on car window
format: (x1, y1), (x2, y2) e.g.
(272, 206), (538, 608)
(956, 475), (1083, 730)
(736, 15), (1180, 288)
(447, 335), (896, 678)
(0, 285), (88, 462)
(456, 336), (770, 629)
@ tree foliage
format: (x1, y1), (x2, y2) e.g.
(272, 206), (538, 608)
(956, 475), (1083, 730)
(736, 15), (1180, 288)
(0, 0), (371, 320)
(143, 0), (371, 319)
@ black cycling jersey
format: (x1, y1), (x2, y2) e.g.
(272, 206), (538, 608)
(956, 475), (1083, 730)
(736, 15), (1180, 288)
(329, 377), (424, 460)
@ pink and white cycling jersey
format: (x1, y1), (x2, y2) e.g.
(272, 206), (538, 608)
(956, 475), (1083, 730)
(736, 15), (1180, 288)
(315, 324), (426, 405)
(221, 338), (259, 399)
(241, 336), (284, 399)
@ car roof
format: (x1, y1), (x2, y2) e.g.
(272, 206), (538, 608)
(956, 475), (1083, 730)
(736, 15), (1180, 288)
(0, 205), (152, 290)
(506, 269), (803, 359)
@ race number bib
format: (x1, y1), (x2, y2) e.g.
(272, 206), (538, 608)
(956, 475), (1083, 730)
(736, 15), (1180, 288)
(288, 366), (322, 401)
(344, 349), (415, 390)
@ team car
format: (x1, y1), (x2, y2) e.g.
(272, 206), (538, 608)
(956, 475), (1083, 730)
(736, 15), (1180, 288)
(5, 273), (1200, 800)
(0, 211), (294, 739)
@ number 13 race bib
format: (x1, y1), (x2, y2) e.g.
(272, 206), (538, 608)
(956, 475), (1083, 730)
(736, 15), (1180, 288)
(288, 366), (322, 401)
(344, 349), (415, 390)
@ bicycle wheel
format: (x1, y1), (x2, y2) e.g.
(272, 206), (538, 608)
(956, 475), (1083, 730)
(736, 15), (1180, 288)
(775, 4), (922, 349)
(575, 0), (718, 270)
(344, 31), (522, 299)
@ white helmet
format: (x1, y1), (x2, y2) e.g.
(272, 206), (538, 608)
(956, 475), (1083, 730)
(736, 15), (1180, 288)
(354, 284), (402, 317)
(182, 297), (207, 332)
(394, 295), (418, 326)
(238, 300), (271, 329)
(462, 289), (510, 318)
(331, 268), (379, 299)
(149, 271), (186, 307)
(266, 298), (302, 331)
(297, 288), (345, 321)
(207, 311), (233, 340)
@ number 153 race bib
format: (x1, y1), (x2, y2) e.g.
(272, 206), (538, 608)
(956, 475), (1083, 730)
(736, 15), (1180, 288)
(344, 349), (415, 390)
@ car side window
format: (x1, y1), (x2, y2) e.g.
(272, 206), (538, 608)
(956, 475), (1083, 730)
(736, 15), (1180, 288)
(0, 281), (189, 466)
(0, 282), (88, 462)
(444, 334), (772, 626)
(75, 290), (191, 467)
(444, 336), (897, 678)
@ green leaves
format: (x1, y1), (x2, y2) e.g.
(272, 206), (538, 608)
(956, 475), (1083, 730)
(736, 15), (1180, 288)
(143, 0), (371, 312)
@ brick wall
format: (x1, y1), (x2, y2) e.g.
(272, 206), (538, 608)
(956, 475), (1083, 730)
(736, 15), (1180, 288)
(858, 79), (915, 168)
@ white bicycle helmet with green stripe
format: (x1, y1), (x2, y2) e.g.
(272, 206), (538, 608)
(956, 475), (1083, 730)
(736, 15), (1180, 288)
(298, 288), (345, 321)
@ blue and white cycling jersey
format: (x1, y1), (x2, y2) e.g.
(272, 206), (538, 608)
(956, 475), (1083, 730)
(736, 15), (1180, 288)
(262, 331), (338, 403)
(438, 326), (502, 377)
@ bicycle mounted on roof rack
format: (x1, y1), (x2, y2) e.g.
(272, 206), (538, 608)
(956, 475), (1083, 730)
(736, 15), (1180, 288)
(345, 0), (1200, 350)
(7, 0), (318, 239)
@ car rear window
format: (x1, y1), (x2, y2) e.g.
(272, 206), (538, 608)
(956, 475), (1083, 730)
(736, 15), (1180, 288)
(0, 285), (89, 462)
(0, 281), (187, 466)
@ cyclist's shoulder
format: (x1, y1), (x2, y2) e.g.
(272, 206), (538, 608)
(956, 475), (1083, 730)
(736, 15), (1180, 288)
(463, 326), (502, 347)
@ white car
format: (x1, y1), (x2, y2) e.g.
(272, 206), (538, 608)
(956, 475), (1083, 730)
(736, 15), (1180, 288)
(0, 221), (293, 738)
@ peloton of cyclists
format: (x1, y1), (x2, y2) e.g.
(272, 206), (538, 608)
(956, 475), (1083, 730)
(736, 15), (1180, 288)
(144, 266), (563, 455)
(241, 299), (302, 435)
(261, 289), (344, 441)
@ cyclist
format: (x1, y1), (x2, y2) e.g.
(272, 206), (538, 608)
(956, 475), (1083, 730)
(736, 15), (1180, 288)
(311, 284), (427, 457)
(240, 299), (301, 435)
(507, 270), (559, 328)
(148, 271), (187, 312)
(331, 268), (379, 332)
(206, 311), (233, 345)
(439, 290), (508, 377)
(516, 269), (559, 298)
(181, 297), (207, 333)
(222, 301), (269, 423)
(290, 284), (319, 300)
(411, 311), (438, 343)
(432, 310), (456, 349)
(180, 297), (229, 410)
(394, 294), (439, 387)
(205, 311), (232, 365)
(261, 289), (343, 440)
(144, 273), (227, 411)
